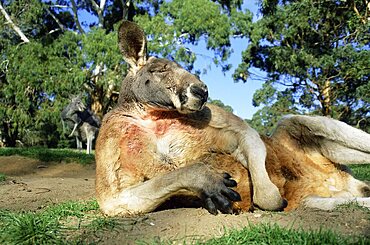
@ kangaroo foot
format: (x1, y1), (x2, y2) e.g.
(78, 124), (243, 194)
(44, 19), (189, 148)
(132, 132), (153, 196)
(253, 183), (287, 211)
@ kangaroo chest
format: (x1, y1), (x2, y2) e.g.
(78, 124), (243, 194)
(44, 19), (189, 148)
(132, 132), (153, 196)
(122, 115), (215, 168)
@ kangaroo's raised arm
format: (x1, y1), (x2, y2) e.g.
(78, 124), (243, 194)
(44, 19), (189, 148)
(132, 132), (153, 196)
(95, 21), (286, 216)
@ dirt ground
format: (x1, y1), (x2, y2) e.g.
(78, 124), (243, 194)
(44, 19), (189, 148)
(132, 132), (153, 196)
(0, 155), (369, 244)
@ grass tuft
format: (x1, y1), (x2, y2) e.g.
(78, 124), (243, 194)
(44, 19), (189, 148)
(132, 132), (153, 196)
(201, 223), (367, 245)
(335, 201), (370, 213)
(0, 173), (6, 182)
(350, 164), (370, 181)
(0, 200), (100, 245)
(0, 147), (94, 165)
(0, 210), (63, 245)
(46, 200), (100, 218)
(88, 216), (119, 232)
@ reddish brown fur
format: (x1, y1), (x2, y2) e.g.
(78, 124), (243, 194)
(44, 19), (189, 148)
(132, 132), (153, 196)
(95, 21), (369, 216)
(96, 106), (358, 213)
(177, 134), (358, 212)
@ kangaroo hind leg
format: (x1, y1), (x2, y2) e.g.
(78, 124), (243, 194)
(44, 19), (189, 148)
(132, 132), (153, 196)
(275, 115), (370, 164)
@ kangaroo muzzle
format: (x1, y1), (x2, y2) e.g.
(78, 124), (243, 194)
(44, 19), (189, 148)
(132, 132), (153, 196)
(190, 84), (208, 105)
(179, 83), (208, 113)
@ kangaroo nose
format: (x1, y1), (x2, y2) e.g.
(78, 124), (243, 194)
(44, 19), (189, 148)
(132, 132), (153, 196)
(190, 84), (208, 103)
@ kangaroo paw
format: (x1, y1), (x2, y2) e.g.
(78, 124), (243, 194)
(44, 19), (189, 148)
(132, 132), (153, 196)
(200, 172), (241, 215)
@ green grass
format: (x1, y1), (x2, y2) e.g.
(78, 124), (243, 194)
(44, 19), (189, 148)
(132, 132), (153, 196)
(0, 147), (95, 165)
(350, 164), (370, 181)
(0, 200), (102, 245)
(0, 210), (63, 244)
(0, 173), (6, 182)
(200, 223), (368, 245)
(45, 199), (100, 218)
(335, 201), (370, 212)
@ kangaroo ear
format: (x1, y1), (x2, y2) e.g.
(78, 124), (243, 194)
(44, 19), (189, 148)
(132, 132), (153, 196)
(118, 21), (147, 74)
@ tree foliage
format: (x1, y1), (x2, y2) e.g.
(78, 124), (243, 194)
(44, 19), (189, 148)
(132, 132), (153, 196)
(0, 0), (251, 147)
(1, 0), (369, 146)
(235, 0), (370, 134)
(135, 0), (252, 72)
(208, 98), (234, 113)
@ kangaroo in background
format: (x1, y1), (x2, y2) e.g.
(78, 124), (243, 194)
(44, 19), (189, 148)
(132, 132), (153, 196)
(95, 21), (370, 216)
(61, 96), (101, 154)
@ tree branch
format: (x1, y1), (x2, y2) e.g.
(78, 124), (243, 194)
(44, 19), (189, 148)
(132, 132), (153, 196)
(45, 7), (66, 32)
(0, 2), (30, 43)
(90, 0), (106, 27)
(70, 0), (85, 34)
(99, 0), (107, 10)
(121, 0), (128, 19)
(51, 5), (69, 8)
(353, 1), (367, 24)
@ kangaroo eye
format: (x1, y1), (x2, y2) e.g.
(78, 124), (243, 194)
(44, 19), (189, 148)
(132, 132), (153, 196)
(155, 69), (166, 73)
(151, 64), (168, 73)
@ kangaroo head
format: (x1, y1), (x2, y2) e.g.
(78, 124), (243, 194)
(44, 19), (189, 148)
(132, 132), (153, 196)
(68, 96), (86, 113)
(118, 21), (208, 114)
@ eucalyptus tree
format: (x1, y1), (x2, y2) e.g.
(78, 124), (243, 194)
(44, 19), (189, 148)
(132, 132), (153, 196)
(235, 0), (370, 134)
(0, 0), (252, 146)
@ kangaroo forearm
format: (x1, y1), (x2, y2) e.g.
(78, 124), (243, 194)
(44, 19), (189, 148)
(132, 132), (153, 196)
(101, 163), (209, 215)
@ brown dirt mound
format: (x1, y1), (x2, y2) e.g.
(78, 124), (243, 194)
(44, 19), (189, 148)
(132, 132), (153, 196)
(0, 156), (95, 211)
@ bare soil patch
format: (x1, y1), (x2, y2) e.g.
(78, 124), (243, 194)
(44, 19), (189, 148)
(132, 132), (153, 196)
(0, 156), (369, 243)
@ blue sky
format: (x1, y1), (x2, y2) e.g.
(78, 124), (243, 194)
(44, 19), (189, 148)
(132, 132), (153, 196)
(193, 1), (263, 119)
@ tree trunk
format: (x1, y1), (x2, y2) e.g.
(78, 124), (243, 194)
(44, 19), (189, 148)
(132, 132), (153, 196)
(2, 122), (17, 147)
(91, 91), (104, 119)
(90, 85), (119, 119)
(70, 0), (85, 34)
(90, 0), (106, 28)
(121, 0), (135, 21)
(319, 80), (332, 116)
